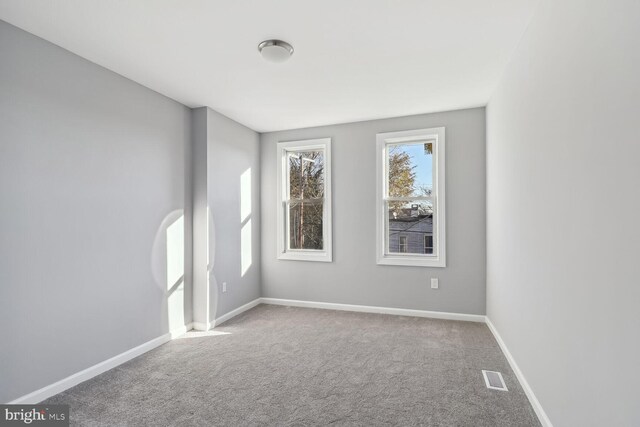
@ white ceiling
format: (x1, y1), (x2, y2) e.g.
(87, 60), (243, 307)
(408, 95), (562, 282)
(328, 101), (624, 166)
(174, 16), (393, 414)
(0, 0), (538, 132)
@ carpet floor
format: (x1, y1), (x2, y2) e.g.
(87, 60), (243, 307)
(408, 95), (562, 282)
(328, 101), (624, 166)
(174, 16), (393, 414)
(44, 304), (540, 426)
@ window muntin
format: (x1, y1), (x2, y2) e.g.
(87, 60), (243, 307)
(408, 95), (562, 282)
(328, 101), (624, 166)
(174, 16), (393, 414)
(376, 128), (445, 267)
(277, 138), (332, 262)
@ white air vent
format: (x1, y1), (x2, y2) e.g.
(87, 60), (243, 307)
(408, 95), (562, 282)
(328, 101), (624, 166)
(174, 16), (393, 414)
(482, 370), (508, 391)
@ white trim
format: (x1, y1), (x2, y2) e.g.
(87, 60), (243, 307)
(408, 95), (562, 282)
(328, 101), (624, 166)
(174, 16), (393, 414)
(376, 127), (446, 267)
(8, 333), (172, 404)
(192, 321), (212, 331)
(6, 296), (265, 404)
(254, 299), (549, 424)
(212, 298), (261, 327)
(192, 298), (263, 331)
(485, 317), (553, 427)
(259, 298), (484, 322)
(276, 138), (332, 262)
(170, 322), (194, 339)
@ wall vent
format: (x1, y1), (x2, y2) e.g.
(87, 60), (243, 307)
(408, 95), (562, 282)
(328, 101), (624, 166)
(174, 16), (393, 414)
(482, 370), (508, 391)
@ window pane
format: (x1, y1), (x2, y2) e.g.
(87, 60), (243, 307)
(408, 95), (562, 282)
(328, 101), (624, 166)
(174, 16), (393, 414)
(424, 235), (434, 254)
(288, 200), (324, 250)
(288, 150), (325, 199)
(387, 141), (433, 198)
(399, 236), (408, 253)
(387, 200), (434, 255)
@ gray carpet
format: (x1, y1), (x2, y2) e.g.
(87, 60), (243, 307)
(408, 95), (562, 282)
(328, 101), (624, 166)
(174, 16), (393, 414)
(44, 304), (540, 426)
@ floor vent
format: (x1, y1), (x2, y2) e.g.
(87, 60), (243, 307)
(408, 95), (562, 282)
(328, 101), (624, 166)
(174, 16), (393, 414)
(482, 370), (508, 391)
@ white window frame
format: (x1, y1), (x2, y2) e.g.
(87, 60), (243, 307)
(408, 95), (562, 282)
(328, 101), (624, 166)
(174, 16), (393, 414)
(376, 127), (446, 267)
(276, 138), (332, 262)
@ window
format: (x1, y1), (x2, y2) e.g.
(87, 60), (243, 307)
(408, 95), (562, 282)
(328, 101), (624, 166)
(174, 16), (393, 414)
(399, 236), (408, 253)
(376, 127), (446, 267)
(276, 138), (332, 262)
(424, 235), (433, 254)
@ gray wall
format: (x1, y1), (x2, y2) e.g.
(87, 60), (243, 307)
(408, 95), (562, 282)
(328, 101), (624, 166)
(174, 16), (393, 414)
(486, 0), (640, 425)
(0, 21), (193, 402)
(261, 108), (486, 315)
(207, 108), (261, 320)
(191, 107), (210, 327)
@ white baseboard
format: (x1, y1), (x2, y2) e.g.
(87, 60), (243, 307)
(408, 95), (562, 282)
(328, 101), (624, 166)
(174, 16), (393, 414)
(192, 321), (212, 331)
(260, 297), (550, 426)
(6, 300), (549, 427)
(212, 298), (261, 328)
(8, 333), (172, 404)
(259, 297), (485, 322)
(485, 317), (553, 427)
(191, 298), (263, 331)
(170, 322), (194, 339)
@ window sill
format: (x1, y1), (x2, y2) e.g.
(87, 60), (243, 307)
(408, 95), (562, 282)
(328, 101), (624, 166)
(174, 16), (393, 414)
(377, 254), (446, 268)
(278, 251), (332, 263)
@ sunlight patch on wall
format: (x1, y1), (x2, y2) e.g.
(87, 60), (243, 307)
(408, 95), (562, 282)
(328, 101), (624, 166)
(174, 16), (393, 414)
(241, 168), (252, 222)
(166, 215), (185, 332)
(240, 168), (252, 277)
(241, 218), (252, 276)
(167, 282), (185, 333)
(166, 215), (184, 290)
(206, 205), (211, 268)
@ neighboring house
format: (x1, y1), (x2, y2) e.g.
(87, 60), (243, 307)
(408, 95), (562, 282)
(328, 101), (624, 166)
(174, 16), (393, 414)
(388, 206), (433, 254)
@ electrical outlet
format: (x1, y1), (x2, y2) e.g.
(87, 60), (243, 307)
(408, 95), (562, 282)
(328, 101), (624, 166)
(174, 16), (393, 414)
(431, 278), (439, 289)
(222, 282), (227, 293)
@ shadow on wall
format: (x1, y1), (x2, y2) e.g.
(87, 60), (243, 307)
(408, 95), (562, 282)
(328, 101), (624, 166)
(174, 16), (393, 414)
(151, 210), (186, 334)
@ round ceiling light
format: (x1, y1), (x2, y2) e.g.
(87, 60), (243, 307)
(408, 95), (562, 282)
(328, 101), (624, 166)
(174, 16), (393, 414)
(258, 39), (294, 63)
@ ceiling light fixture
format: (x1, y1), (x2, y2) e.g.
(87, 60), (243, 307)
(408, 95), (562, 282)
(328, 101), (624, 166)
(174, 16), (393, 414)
(258, 39), (294, 63)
